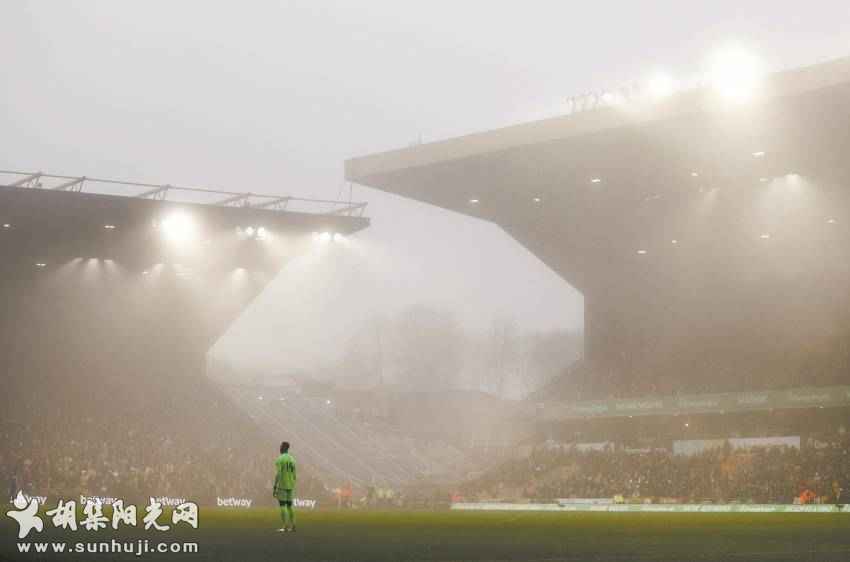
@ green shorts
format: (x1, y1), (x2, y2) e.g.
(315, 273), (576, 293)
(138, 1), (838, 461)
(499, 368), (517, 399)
(276, 489), (294, 503)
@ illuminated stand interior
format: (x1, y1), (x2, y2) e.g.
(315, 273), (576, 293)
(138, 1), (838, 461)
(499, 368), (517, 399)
(0, 171), (369, 383)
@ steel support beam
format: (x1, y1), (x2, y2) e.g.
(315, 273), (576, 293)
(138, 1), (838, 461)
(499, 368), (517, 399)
(215, 193), (253, 207)
(52, 176), (86, 192)
(137, 185), (171, 199)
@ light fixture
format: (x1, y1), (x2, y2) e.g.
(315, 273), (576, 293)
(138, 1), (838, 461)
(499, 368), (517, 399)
(468, 198), (480, 204)
(636, 249), (648, 255)
(671, 239), (678, 245)
(647, 72), (677, 99)
(35, 262), (46, 268)
(709, 46), (763, 102)
(760, 233), (770, 239)
(691, 172), (699, 178)
(827, 218), (837, 224)
(759, 177), (769, 183)
(533, 197), (542, 203)
(591, 178), (602, 184)
(160, 212), (198, 244)
(333, 233), (345, 243)
(2, 223), (10, 229)
(103, 224), (116, 230)
(752, 151), (765, 158)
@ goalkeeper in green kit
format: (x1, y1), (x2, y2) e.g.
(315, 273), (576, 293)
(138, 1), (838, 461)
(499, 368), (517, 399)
(273, 441), (297, 532)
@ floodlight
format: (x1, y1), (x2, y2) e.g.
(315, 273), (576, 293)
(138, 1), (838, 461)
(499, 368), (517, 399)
(647, 72), (677, 99)
(709, 46), (762, 102)
(591, 178), (602, 184)
(333, 233), (345, 243)
(160, 212), (198, 244)
(469, 198), (480, 204)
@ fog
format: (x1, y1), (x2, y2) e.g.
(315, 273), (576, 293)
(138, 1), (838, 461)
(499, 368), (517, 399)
(3, 1), (849, 387)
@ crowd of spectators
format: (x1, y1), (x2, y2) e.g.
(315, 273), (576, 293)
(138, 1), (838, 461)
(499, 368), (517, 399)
(463, 436), (850, 505)
(2, 375), (328, 506)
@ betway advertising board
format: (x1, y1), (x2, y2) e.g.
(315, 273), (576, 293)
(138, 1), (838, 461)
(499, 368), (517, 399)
(452, 502), (848, 514)
(540, 385), (850, 421)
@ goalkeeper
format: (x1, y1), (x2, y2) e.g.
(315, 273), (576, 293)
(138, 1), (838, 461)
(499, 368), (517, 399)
(273, 441), (297, 532)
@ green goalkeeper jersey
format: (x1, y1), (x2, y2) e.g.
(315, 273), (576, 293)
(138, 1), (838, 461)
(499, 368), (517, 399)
(274, 452), (297, 494)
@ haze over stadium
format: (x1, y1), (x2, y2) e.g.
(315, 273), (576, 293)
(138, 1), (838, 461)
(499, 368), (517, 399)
(3, 2), (850, 561)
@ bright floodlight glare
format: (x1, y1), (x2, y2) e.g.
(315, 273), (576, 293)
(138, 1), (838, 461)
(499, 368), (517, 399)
(160, 212), (197, 244)
(591, 178), (602, 184)
(691, 172), (699, 177)
(636, 249), (648, 255)
(752, 151), (765, 158)
(671, 239), (678, 245)
(245, 226), (255, 237)
(333, 233), (345, 243)
(35, 262), (46, 268)
(2, 223), (10, 228)
(533, 197), (542, 203)
(827, 218), (837, 224)
(709, 46), (762, 102)
(468, 198), (480, 204)
(647, 72), (677, 99)
(760, 233), (771, 239)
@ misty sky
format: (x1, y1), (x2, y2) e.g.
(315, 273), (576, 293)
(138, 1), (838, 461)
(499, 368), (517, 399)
(3, 1), (849, 371)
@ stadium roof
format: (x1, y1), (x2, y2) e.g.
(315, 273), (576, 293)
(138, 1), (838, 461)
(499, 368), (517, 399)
(0, 170), (369, 273)
(345, 56), (850, 292)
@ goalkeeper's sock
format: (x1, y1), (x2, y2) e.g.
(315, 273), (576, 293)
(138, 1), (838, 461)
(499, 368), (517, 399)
(286, 505), (296, 529)
(279, 505), (288, 526)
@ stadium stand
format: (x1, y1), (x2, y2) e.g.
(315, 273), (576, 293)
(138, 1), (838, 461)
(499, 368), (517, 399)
(221, 384), (490, 487)
(1, 372), (328, 506)
(463, 435), (850, 505)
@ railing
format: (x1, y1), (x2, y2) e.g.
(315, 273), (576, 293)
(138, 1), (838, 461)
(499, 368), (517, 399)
(0, 170), (368, 217)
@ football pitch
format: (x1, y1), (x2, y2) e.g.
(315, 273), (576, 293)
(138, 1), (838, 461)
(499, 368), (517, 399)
(4, 508), (850, 562)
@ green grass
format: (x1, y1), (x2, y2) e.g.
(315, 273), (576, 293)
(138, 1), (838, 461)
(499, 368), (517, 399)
(3, 508), (850, 561)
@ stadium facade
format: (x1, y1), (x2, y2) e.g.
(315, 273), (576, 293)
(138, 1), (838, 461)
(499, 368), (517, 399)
(345, 56), (850, 405)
